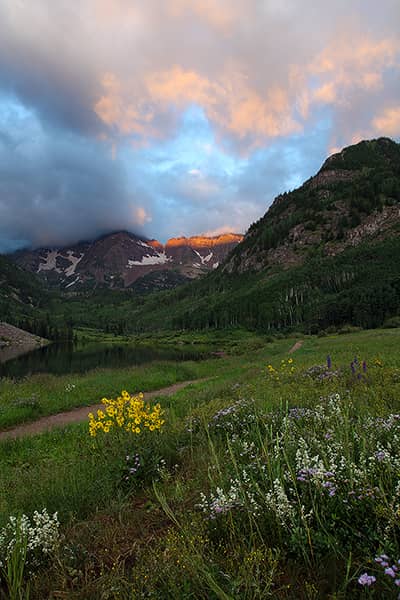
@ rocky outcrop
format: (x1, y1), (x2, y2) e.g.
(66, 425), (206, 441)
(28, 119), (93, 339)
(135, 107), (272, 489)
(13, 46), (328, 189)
(307, 168), (357, 190)
(0, 322), (49, 363)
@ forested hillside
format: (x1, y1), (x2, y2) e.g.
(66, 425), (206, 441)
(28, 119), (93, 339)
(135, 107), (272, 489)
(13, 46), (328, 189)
(0, 255), (46, 322)
(224, 137), (400, 273)
(42, 235), (400, 335)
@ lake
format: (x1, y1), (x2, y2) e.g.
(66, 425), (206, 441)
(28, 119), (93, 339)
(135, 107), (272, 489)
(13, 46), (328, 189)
(0, 341), (208, 379)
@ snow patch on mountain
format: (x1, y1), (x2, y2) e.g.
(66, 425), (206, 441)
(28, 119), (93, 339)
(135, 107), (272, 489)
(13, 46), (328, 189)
(65, 251), (84, 276)
(193, 249), (214, 266)
(65, 276), (80, 288)
(37, 250), (62, 273)
(127, 252), (171, 267)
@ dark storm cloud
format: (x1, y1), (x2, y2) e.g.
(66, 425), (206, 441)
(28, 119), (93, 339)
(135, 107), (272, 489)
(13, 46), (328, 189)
(0, 96), (152, 252)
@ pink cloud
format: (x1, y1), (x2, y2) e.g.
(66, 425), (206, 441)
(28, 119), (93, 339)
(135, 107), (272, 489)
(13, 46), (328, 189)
(373, 106), (400, 136)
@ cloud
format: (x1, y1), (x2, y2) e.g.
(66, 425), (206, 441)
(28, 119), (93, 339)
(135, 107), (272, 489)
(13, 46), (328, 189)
(0, 94), (150, 252)
(0, 0), (399, 250)
(92, 31), (399, 154)
(168, 0), (246, 32)
(134, 207), (152, 226)
(373, 106), (400, 136)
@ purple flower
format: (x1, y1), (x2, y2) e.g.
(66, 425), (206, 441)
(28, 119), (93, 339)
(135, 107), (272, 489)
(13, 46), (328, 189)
(375, 451), (386, 462)
(362, 360), (367, 373)
(351, 361), (356, 374)
(385, 567), (396, 578)
(395, 579), (400, 587)
(327, 355), (332, 369)
(358, 573), (376, 586)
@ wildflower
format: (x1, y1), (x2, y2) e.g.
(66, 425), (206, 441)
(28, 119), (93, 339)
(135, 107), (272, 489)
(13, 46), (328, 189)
(375, 450), (386, 462)
(358, 573), (376, 586)
(327, 355), (332, 369)
(0, 510), (60, 571)
(88, 391), (165, 437)
(385, 567), (397, 578)
(375, 554), (389, 563)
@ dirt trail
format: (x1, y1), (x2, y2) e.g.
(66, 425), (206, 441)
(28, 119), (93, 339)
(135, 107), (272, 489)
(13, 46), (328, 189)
(0, 380), (204, 441)
(288, 340), (303, 354)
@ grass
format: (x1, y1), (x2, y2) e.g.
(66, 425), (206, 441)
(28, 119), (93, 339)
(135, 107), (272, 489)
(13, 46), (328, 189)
(1, 327), (400, 598)
(0, 361), (197, 430)
(0, 328), (274, 430)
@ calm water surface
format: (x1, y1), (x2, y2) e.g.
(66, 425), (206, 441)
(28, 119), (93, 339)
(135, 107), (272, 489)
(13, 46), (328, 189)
(0, 341), (208, 379)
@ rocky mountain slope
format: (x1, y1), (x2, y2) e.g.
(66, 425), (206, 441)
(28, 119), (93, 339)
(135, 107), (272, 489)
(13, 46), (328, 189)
(10, 232), (243, 290)
(224, 137), (400, 274)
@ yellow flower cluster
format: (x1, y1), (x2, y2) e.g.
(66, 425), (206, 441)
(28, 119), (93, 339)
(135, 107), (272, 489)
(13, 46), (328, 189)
(88, 390), (165, 437)
(266, 358), (295, 381)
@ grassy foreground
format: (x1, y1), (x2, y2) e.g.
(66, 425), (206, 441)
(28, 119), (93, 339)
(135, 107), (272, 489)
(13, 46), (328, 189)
(1, 328), (400, 598)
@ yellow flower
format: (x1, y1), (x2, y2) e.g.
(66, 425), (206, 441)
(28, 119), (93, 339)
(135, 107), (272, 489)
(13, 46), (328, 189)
(88, 390), (165, 436)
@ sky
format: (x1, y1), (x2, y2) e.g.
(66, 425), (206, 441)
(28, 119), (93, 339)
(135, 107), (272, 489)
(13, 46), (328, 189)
(0, 0), (399, 252)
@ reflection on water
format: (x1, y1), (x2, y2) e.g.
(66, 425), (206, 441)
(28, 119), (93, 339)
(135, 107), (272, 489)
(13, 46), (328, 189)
(0, 341), (207, 379)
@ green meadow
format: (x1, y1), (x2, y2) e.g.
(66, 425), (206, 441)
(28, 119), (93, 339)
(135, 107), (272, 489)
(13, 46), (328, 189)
(1, 328), (400, 598)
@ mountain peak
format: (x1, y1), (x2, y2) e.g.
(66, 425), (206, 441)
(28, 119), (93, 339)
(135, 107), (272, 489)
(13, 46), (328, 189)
(224, 137), (400, 274)
(320, 137), (400, 172)
(166, 233), (243, 248)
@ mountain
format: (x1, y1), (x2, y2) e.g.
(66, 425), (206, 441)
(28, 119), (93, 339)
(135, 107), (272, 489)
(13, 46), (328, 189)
(101, 137), (400, 334)
(224, 137), (400, 274)
(10, 232), (243, 291)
